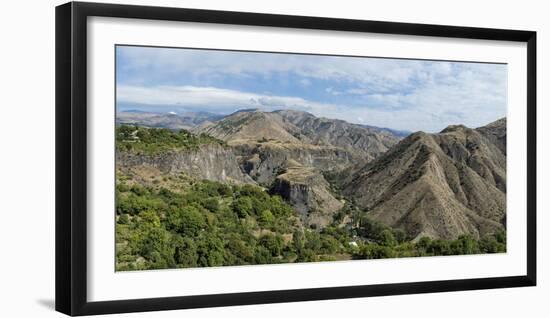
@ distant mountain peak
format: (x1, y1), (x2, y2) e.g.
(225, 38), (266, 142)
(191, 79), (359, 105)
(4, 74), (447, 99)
(116, 110), (222, 131)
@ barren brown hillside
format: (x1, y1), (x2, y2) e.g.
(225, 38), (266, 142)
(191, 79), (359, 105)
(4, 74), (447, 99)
(343, 119), (507, 240)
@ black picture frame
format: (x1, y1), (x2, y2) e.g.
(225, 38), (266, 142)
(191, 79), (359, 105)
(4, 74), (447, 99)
(55, 1), (537, 316)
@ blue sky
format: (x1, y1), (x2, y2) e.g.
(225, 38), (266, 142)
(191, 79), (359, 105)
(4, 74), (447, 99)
(116, 45), (507, 132)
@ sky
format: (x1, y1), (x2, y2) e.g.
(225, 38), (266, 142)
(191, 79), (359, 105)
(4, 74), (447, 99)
(116, 45), (507, 133)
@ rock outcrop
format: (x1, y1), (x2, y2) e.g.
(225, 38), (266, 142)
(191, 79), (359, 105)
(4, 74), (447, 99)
(272, 161), (343, 228)
(116, 144), (254, 184)
(233, 142), (357, 185)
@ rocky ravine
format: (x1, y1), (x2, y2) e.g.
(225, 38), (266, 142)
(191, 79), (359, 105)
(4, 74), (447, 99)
(194, 109), (403, 226)
(196, 108), (402, 185)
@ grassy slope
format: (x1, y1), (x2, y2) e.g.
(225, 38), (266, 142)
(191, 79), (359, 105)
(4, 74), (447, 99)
(116, 125), (225, 154)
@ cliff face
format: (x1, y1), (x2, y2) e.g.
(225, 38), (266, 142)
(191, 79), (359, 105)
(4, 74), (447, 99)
(272, 162), (343, 228)
(233, 142), (357, 185)
(116, 144), (254, 184)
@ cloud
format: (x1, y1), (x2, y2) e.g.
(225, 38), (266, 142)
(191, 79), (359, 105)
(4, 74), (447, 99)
(117, 82), (505, 133)
(117, 85), (340, 114)
(325, 87), (343, 96)
(118, 46), (439, 94)
(116, 46), (507, 132)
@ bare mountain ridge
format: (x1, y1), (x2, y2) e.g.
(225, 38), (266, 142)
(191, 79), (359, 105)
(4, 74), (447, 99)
(343, 118), (507, 240)
(476, 117), (506, 155)
(198, 109), (402, 161)
(198, 109), (303, 144)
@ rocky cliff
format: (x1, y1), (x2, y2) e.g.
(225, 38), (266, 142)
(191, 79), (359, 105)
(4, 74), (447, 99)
(116, 143), (254, 184)
(272, 161), (344, 228)
(233, 141), (357, 185)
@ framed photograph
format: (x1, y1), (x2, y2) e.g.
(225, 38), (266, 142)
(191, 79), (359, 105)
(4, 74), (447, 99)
(55, 1), (536, 316)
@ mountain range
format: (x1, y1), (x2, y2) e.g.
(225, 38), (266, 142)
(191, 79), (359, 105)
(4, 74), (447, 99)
(116, 110), (223, 130)
(116, 108), (506, 240)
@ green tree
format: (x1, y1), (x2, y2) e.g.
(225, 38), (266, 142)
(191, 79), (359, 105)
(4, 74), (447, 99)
(452, 235), (480, 255)
(201, 197), (220, 213)
(380, 229), (397, 247)
(393, 229), (407, 244)
(304, 231), (322, 252)
(197, 235), (225, 267)
(259, 210), (275, 227)
(429, 239), (452, 255)
(173, 237), (198, 267)
(358, 243), (395, 259)
(320, 235), (340, 254)
(292, 230), (305, 254)
(118, 214), (129, 225)
(166, 205), (206, 236)
(232, 197), (253, 218)
(132, 225), (175, 269)
(225, 235), (254, 265)
(259, 234), (284, 257)
(296, 249), (318, 262)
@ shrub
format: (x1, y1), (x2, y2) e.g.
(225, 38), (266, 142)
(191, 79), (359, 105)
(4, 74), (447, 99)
(232, 197), (253, 218)
(259, 234), (284, 257)
(259, 210), (274, 227)
(166, 206), (206, 236)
